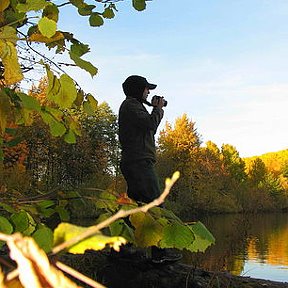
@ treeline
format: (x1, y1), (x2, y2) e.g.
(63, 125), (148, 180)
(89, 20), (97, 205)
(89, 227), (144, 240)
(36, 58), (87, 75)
(1, 80), (287, 219)
(1, 79), (120, 214)
(156, 114), (288, 218)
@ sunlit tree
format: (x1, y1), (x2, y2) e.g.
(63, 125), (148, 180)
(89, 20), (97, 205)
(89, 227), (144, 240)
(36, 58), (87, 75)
(157, 114), (204, 215)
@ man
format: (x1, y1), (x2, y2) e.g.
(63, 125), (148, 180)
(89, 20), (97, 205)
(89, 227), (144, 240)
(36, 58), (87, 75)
(118, 75), (164, 203)
(118, 75), (182, 264)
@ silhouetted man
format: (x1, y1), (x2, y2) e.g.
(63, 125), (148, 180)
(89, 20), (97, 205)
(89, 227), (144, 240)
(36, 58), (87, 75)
(118, 75), (182, 264)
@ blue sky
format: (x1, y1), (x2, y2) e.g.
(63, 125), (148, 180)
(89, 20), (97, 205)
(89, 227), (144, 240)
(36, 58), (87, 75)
(57, 0), (288, 157)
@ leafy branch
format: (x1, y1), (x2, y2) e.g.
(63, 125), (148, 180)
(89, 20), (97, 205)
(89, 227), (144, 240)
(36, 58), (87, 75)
(0, 171), (180, 288)
(52, 171), (180, 254)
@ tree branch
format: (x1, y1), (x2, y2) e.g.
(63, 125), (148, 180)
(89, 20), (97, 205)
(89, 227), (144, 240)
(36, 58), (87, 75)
(52, 171), (180, 254)
(0, 172), (179, 287)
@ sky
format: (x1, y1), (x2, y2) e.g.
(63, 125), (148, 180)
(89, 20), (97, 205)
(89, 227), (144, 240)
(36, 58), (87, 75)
(55, 0), (288, 158)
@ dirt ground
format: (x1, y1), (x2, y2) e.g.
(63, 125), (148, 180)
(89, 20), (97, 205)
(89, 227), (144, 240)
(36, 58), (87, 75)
(59, 251), (288, 288)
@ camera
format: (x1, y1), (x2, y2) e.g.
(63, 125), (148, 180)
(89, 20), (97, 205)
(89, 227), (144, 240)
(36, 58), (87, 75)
(152, 95), (168, 107)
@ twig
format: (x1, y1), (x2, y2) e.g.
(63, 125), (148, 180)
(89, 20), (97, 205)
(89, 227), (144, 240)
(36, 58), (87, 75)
(0, 233), (12, 242)
(6, 268), (19, 282)
(55, 261), (105, 288)
(52, 171), (180, 254)
(0, 256), (15, 270)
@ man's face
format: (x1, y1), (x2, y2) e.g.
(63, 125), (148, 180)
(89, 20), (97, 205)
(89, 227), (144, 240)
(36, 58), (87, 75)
(143, 87), (150, 101)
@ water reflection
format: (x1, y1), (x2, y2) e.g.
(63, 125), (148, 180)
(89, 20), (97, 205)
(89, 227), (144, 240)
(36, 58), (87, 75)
(182, 213), (288, 282)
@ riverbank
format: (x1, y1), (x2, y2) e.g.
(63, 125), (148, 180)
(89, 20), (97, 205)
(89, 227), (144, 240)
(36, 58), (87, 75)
(59, 250), (288, 288)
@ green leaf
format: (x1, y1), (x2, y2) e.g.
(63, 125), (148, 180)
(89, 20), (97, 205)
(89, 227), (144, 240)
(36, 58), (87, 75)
(100, 191), (118, 201)
(95, 212), (112, 225)
(46, 66), (61, 99)
(45, 107), (63, 121)
(38, 16), (57, 38)
(70, 42), (90, 57)
(46, 69), (77, 108)
(0, 89), (10, 132)
(187, 221), (215, 252)
(83, 100), (94, 115)
(82, 94), (98, 115)
(42, 3), (59, 22)
(0, 40), (23, 84)
(53, 223), (127, 254)
(54, 206), (70, 222)
(64, 129), (76, 144)
(0, 216), (13, 234)
(32, 225), (53, 253)
(37, 200), (55, 209)
(10, 211), (36, 235)
(10, 211), (29, 232)
(18, 93), (41, 111)
(40, 109), (54, 125)
(16, 0), (47, 13)
(109, 219), (135, 243)
(36, 200), (56, 217)
(58, 74), (77, 108)
(70, 0), (85, 9)
(74, 90), (84, 107)
(69, 119), (82, 137)
(4, 9), (26, 29)
(87, 94), (98, 109)
(95, 192), (118, 212)
(150, 206), (183, 222)
(130, 212), (163, 247)
(132, 0), (146, 11)
(89, 13), (104, 27)
(50, 120), (66, 137)
(69, 52), (98, 77)
(160, 222), (195, 249)
(0, 26), (18, 43)
(78, 5), (95, 16)
(102, 7), (115, 19)
(0, 216), (13, 249)
(39, 208), (55, 218)
(0, 202), (16, 213)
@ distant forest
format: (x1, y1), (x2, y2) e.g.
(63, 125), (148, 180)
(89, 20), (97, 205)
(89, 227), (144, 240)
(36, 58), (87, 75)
(1, 79), (287, 219)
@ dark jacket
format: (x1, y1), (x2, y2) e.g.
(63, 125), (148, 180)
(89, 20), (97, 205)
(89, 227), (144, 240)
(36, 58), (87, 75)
(118, 97), (164, 164)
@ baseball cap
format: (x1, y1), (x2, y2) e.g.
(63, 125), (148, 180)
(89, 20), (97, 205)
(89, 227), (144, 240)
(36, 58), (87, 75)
(122, 75), (157, 97)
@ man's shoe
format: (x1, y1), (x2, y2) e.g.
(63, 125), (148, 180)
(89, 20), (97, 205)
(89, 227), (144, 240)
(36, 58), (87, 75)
(110, 244), (146, 260)
(151, 248), (182, 264)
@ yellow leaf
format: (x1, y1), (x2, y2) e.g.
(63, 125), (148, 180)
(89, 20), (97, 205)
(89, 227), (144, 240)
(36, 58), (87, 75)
(7, 234), (78, 288)
(38, 17), (57, 38)
(130, 212), (163, 247)
(0, 40), (23, 85)
(4, 278), (24, 288)
(54, 223), (127, 254)
(0, 26), (18, 44)
(0, 0), (10, 13)
(29, 31), (64, 43)
(87, 94), (98, 110)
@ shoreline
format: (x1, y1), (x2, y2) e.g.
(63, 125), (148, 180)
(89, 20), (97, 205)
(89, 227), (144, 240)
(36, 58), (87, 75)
(59, 251), (288, 288)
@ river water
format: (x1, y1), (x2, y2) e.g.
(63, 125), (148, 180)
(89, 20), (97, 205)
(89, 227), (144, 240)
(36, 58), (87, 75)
(182, 213), (288, 283)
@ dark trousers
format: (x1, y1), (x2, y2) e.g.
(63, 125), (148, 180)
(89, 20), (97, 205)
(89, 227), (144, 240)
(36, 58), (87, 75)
(120, 159), (161, 203)
(120, 159), (171, 259)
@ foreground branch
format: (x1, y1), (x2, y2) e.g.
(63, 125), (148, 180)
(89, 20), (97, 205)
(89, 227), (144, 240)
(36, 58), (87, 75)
(0, 172), (180, 288)
(52, 171), (180, 254)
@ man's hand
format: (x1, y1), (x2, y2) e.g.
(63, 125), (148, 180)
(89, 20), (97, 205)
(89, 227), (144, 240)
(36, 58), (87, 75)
(152, 96), (165, 109)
